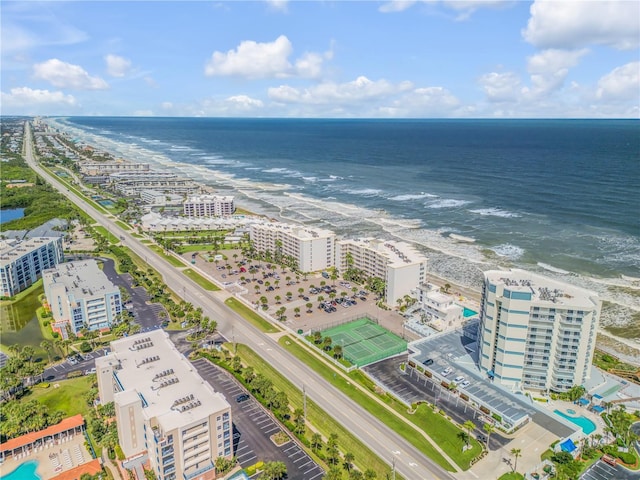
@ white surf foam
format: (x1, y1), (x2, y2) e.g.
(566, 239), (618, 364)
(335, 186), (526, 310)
(389, 192), (437, 201)
(490, 244), (525, 259)
(469, 208), (522, 218)
(342, 188), (383, 197)
(427, 199), (472, 209)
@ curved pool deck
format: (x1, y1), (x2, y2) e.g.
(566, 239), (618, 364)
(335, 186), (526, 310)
(553, 409), (597, 435)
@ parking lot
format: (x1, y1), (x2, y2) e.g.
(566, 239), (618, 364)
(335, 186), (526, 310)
(182, 250), (417, 341)
(409, 329), (575, 438)
(580, 459), (640, 480)
(191, 358), (325, 480)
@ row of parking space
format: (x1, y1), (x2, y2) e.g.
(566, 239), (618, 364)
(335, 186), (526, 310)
(191, 359), (324, 480)
(580, 459), (637, 480)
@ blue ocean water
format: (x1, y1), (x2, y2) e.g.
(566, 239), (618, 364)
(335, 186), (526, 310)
(49, 117), (640, 320)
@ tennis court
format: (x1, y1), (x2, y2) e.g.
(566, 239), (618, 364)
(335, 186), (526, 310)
(320, 317), (407, 367)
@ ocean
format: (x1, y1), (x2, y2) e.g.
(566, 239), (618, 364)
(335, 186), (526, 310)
(47, 117), (640, 335)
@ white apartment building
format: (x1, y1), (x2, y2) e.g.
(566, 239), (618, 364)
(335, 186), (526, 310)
(478, 269), (600, 393)
(43, 260), (122, 334)
(96, 330), (232, 480)
(141, 190), (184, 206)
(334, 239), (427, 305)
(249, 223), (335, 273)
(80, 161), (150, 175)
(184, 195), (235, 217)
(0, 237), (64, 297)
(416, 283), (463, 329)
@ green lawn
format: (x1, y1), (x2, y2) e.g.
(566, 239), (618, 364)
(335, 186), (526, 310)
(23, 376), (95, 419)
(224, 298), (280, 333)
(149, 245), (187, 267)
(182, 269), (220, 291)
(141, 239), (152, 244)
(0, 278), (43, 304)
(234, 344), (395, 478)
(498, 473), (524, 480)
(115, 220), (131, 230)
(94, 226), (120, 244)
(280, 335), (468, 471)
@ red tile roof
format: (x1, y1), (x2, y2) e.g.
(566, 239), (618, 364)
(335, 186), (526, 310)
(0, 415), (84, 453)
(51, 459), (102, 480)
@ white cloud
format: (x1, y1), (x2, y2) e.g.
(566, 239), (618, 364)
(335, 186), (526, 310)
(478, 71), (522, 102)
(226, 95), (264, 110)
(205, 35), (293, 79)
(33, 59), (108, 90)
(265, 0), (288, 12)
(526, 48), (588, 95)
(205, 35), (331, 79)
(523, 0), (640, 50)
(0, 86), (77, 110)
(379, 1), (417, 13)
(379, 0), (509, 19)
(105, 54), (131, 77)
(380, 86), (460, 117)
(268, 76), (411, 105)
(597, 62), (640, 101)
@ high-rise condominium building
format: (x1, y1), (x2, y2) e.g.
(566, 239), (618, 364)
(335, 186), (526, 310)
(0, 237), (64, 297)
(43, 260), (122, 334)
(478, 269), (600, 393)
(183, 195), (235, 217)
(96, 330), (232, 480)
(334, 238), (427, 305)
(249, 223), (335, 272)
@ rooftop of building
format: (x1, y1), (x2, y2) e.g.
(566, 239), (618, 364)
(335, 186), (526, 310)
(252, 222), (335, 240)
(96, 330), (229, 431)
(337, 237), (427, 267)
(0, 236), (61, 267)
(44, 260), (118, 298)
(484, 269), (599, 307)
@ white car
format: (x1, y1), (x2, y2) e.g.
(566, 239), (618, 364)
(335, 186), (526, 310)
(441, 368), (452, 376)
(454, 375), (465, 383)
(460, 380), (471, 388)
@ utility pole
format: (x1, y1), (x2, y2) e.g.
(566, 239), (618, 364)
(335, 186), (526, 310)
(303, 384), (307, 420)
(392, 456), (396, 480)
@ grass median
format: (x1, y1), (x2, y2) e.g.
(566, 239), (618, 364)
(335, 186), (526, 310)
(94, 226), (120, 244)
(182, 269), (220, 291)
(224, 297), (280, 333)
(115, 220), (131, 230)
(149, 245), (187, 267)
(279, 335), (467, 471)
(234, 344), (395, 479)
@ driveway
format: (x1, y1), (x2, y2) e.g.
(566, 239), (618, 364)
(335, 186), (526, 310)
(191, 358), (324, 480)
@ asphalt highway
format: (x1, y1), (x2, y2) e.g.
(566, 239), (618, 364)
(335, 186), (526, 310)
(24, 123), (455, 480)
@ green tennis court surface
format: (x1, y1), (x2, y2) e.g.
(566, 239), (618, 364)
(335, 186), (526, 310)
(320, 317), (407, 367)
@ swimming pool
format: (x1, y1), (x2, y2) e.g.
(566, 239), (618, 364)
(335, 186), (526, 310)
(553, 409), (596, 435)
(3, 460), (41, 480)
(462, 307), (478, 318)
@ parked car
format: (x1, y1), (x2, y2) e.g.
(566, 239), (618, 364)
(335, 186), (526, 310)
(460, 380), (471, 388)
(454, 375), (465, 383)
(441, 367), (452, 376)
(423, 358), (434, 366)
(236, 394), (250, 403)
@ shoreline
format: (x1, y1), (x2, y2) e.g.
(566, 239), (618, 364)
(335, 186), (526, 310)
(43, 119), (640, 356)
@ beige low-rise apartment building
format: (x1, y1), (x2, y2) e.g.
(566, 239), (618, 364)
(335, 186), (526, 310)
(249, 222), (335, 273)
(96, 330), (232, 480)
(478, 269), (601, 393)
(334, 238), (427, 305)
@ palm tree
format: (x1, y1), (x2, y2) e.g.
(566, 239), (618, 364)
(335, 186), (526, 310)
(40, 340), (53, 364)
(311, 432), (323, 452)
(483, 423), (495, 450)
(313, 331), (323, 344)
(261, 461), (287, 480)
(463, 420), (475, 439)
(457, 431), (470, 447)
(294, 307), (301, 317)
(293, 408), (306, 435)
(510, 448), (522, 473)
(343, 452), (355, 472)
(364, 469), (377, 479)
(306, 302), (313, 313)
(323, 336), (333, 351)
(333, 345), (343, 359)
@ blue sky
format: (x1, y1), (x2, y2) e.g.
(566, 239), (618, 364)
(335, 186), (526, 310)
(2, 1), (639, 118)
